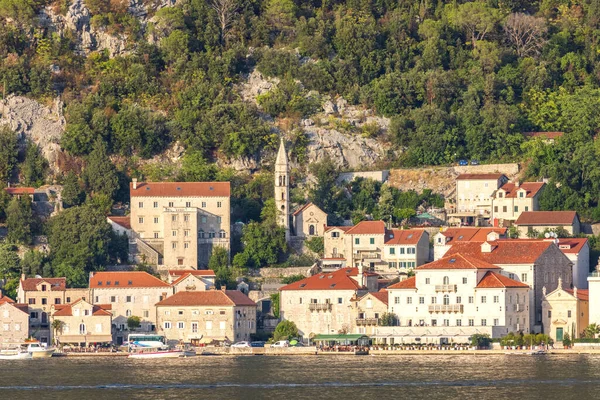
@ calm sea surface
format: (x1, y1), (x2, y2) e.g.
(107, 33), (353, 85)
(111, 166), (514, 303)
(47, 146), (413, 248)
(1, 354), (599, 399)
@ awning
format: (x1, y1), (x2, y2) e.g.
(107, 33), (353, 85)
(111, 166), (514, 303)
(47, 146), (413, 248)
(312, 334), (369, 342)
(58, 335), (113, 343)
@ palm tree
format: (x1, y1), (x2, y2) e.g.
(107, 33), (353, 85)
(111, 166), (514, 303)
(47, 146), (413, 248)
(583, 323), (600, 339)
(51, 319), (64, 346)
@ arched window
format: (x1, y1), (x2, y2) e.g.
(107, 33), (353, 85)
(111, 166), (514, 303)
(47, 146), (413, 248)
(309, 225), (315, 235)
(282, 176), (286, 186)
(41, 312), (47, 324)
(199, 230), (205, 239)
(279, 176), (283, 186)
(332, 247), (338, 257)
(281, 205), (285, 211)
(281, 192), (285, 200)
(443, 276), (450, 285)
(219, 230), (226, 239)
(443, 295), (450, 305)
(79, 324), (86, 335)
(126, 310), (132, 317)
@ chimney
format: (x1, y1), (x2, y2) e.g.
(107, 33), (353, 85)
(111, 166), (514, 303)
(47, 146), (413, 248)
(557, 276), (563, 290)
(357, 264), (365, 287)
(481, 241), (493, 253)
(89, 271), (94, 280)
(161, 292), (168, 300)
(132, 178), (137, 190)
(515, 180), (520, 188)
(487, 231), (499, 242)
(574, 286), (578, 299)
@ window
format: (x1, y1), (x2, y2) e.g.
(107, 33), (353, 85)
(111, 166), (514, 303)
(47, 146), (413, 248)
(178, 310), (184, 315)
(30, 312), (38, 319)
(79, 324), (86, 335)
(369, 238), (375, 245)
(143, 311), (149, 318)
(217, 202), (222, 208)
(164, 322), (172, 329)
(217, 216), (222, 224)
(443, 276), (449, 285)
(192, 322), (198, 333)
(431, 319), (437, 326)
(154, 217), (159, 224)
(110, 296), (116, 302)
(95, 296), (99, 303)
(219, 230), (227, 238)
(332, 232), (340, 238)
(178, 322), (185, 329)
(425, 278), (430, 284)
(172, 242), (177, 249)
(154, 232), (159, 239)
(201, 216), (207, 224)
(184, 214), (190, 222)
(41, 284), (47, 291)
(172, 215), (177, 222)
(468, 296), (474, 304)
(443, 295), (449, 305)
(481, 319), (487, 326)
(184, 243), (189, 249)
(568, 310), (572, 318)
(394, 297), (400, 304)
(494, 206), (498, 213)
(407, 297), (413, 304)
(153, 201), (158, 208)
(138, 202), (144, 208)
(42, 298), (47, 305)
(462, 277), (467, 284)
(456, 296), (462, 304)
(206, 321), (213, 330)
(186, 201), (191, 208)
(521, 273), (527, 282)
(407, 247), (416, 254)
(493, 296), (499, 303)
(138, 217), (144, 224)
(390, 248), (395, 255)
(66, 297), (71, 303)
(202, 202), (206, 208)
(481, 296), (486, 304)
(168, 202), (174, 207)
(355, 238), (360, 245)
(525, 206), (529, 212)
(338, 298), (343, 304)
(443, 319), (450, 326)
(456, 319), (462, 326)
(468, 319), (474, 326)
(494, 318), (499, 326)
(547, 310), (551, 318)
(514, 206), (519, 213)
(431, 297), (437, 304)
(28, 298), (36, 305)
(126, 310), (132, 317)
(519, 191), (524, 198)
(399, 248), (405, 254)
(509, 273), (515, 280)
(502, 206), (507, 212)
(419, 297), (424, 304)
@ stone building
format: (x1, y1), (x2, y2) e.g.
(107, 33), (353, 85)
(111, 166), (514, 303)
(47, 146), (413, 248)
(168, 270), (216, 293)
(515, 211), (581, 236)
(542, 279), (588, 343)
(433, 227), (507, 260)
(88, 271), (172, 344)
(50, 299), (113, 346)
(279, 267), (379, 338)
(451, 173), (508, 225)
(0, 296), (29, 344)
(490, 181), (545, 226)
(351, 291), (389, 335)
(275, 138), (290, 242)
(292, 203), (328, 238)
(377, 254), (530, 344)
(128, 180), (231, 269)
(446, 240), (573, 332)
(155, 290), (257, 345)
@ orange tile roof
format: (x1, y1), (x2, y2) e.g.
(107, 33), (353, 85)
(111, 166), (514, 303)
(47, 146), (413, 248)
(89, 272), (170, 288)
(171, 273), (214, 286)
(456, 173), (506, 180)
(168, 270), (216, 277)
(52, 300), (112, 317)
(4, 187), (34, 195)
(107, 216), (131, 230)
(515, 211), (578, 226)
(0, 294), (15, 304)
(417, 254), (500, 270)
(368, 291), (389, 305)
(20, 278), (66, 292)
(497, 182), (545, 198)
(345, 221), (386, 235)
(12, 304), (29, 313)
(292, 202), (320, 216)
(445, 241), (554, 264)
(387, 276), (416, 290)
(476, 271), (529, 289)
(279, 268), (367, 291)
(155, 290), (256, 307)
(503, 238), (588, 254)
(441, 227), (507, 243)
(565, 289), (589, 301)
(130, 182), (230, 198)
(324, 226), (352, 233)
(384, 229), (424, 245)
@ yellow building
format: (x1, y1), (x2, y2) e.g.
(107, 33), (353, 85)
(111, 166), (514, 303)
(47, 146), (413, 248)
(490, 181), (545, 225)
(352, 291), (389, 335)
(0, 296), (29, 344)
(542, 279), (588, 343)
(452, 173), (508, 225)
(50, 299), (113, 346)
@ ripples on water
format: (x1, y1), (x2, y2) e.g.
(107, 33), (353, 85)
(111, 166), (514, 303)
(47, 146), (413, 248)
(0, 354), (598, 400)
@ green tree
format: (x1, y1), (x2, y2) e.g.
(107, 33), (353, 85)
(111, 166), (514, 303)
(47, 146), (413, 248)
(270, 292), (280, 318)
(233, 221), (287, 269)
(0, 126), (18, 183)
(127, 316), (141, 331)
(583, 323), (600, 339)
(21, 141), (48, 187)
(273, 319), (298, 341)
(304, 236), (324, 256)
(82, 140), (119, 200)
(0, 187), (11, 222)
(61, 171), (85, 208)
(208, 247), (233, 288)
(6, 195), (34, 244)
(448, 2), (503, 48)
(0, 243), (20, 298)
(309, 158), (337, 213)
(379, 312), (398, 326)
(21, 250), (46, 277)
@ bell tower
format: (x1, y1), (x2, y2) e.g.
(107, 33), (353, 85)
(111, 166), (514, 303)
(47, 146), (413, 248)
(275, 138), (290, 241)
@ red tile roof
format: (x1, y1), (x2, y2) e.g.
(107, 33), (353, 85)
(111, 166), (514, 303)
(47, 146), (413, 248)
(384, 229), (425, 245)
(417, 254), (500, 270)
(523, 132), (564, 139)
(324, 226), (352, 233)
(89, 272), (170, 288)
(515, 211), (578, 226)
(107, 216), (131, 230)
(52, 299), (112, 317)
(168, 270), (216, 277)
(476, 271), (529, 289)
(345, 221), (386, 235)
(4, 187), (35, 195)
(130, 182), (230, 198)
(0, 294), (15, 304)
(445, 241), (554, 264)
(504, 238), (588, 254)
(171, 273), (215, 286)
(12, 304), (29, 313)
(387, 276), (416, 290)
(279, 268), (367, 291)
(497, 182), (545, 198)
(565, 289), (589, 301)
(456, 173), (506, 180)
(440, 227), (507, 243)
(155, 290), (256, 307)
(368, 291), (389, 305)
(20, 278), (66, 292)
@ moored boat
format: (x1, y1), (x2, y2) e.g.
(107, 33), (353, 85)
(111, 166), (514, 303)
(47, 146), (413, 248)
(0, 347), (33, 360)
(26, 342), (56, 358)
(128, 349), (185, 359)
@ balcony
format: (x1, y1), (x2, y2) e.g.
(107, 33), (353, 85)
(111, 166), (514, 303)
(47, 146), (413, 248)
(434, 284), (457, 292)
(353, 252), (381, 261)
(513, 303), (526, 312)
(428, 304), (463, 313)
(356, 318), (379, 326)
(309, 303), (332, 312)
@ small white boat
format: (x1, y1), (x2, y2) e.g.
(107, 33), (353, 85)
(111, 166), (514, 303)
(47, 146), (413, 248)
(26, 342), (56, 358)
(128, 350), (185, 359)
(0, 348), (33, 360)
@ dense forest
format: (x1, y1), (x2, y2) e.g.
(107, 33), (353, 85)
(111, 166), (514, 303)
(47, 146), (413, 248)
(2, 0), (600, 289)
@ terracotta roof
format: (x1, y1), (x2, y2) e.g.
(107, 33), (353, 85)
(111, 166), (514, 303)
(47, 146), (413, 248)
(565, 289), (589, 301)
(155, 290), (256, 307)
(345, 221), (386, 235)
(515, 211), (578, 226)
(171, 273), (215, 286)
(476, 271), (529, 289)
(130, 182), (230, 198)
(387, 277), (416, 290)
(417, 254), (500, 270)
(169, 270), (216, 277)
(368, 291), (389, 305)
(504, 238), (588, 254)
(89, 272), (170, 288)
(20, 278), (66, 292)
(440, 227), (507, 243)
(279, 268), (368, 291)
(324, 226), (352, 233)
(0, 294), (15, 304)
(12, 304), (29, 313)
(497, 182), (545, 199)
(456, 173), (506, 181)
(4, 187), (34, 195)
(292, 202), (319, 216)
(445, 241), (554, 264)
(52, 300), (112, 317)
(523, 132), (564, 139)
(384, 229), (425, 245)
(107, 216), (131, 230)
